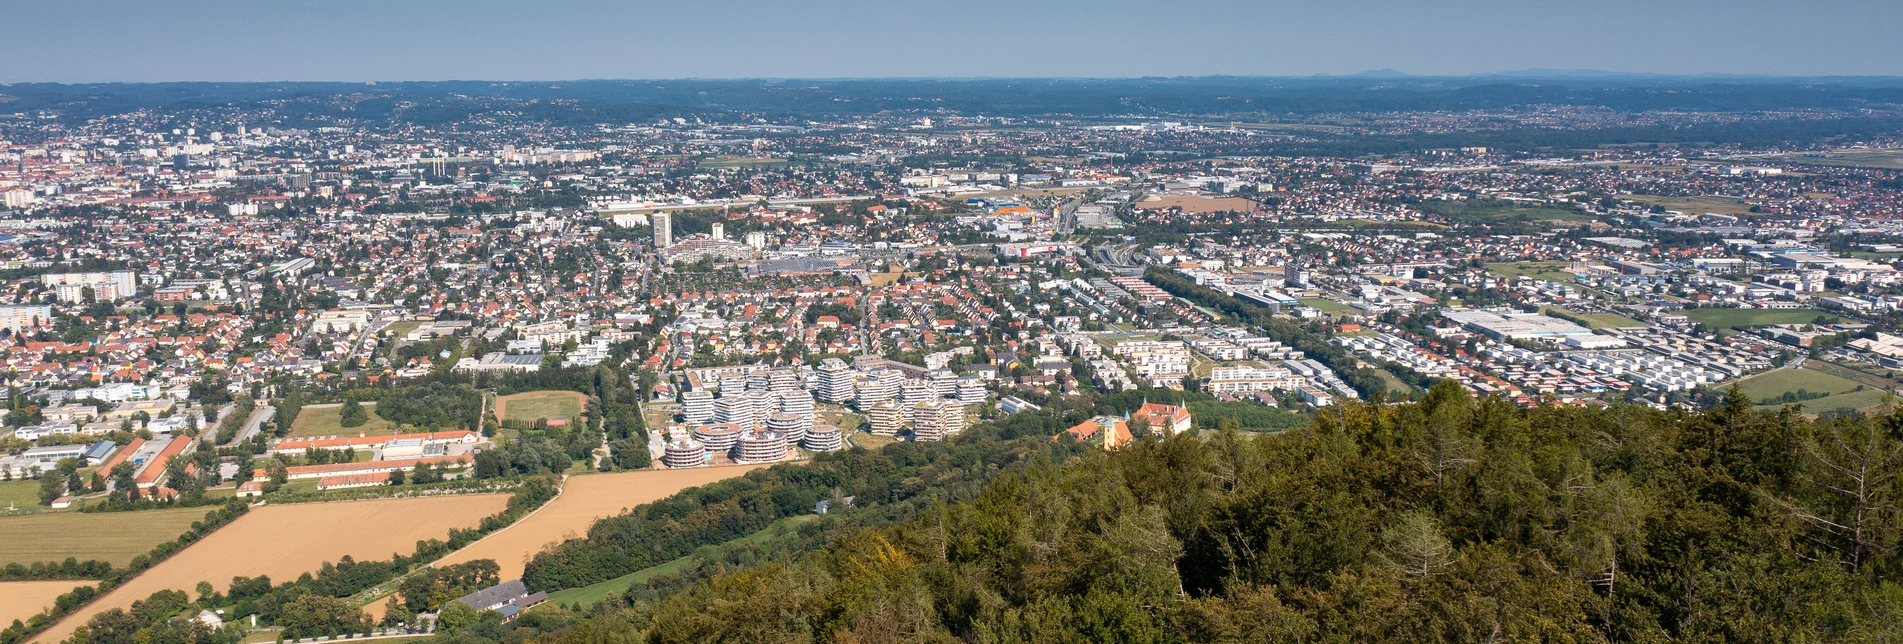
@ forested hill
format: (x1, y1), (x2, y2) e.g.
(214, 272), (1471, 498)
(503, 383), (1903, 642)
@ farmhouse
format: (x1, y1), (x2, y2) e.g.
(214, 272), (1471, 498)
(453, 580), (548, 622)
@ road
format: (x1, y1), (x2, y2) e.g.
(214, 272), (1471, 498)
(224, 403), (276, 446)
(1055, 192), (1090, 236)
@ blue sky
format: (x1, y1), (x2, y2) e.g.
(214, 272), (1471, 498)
(3, 0), (1897, 82)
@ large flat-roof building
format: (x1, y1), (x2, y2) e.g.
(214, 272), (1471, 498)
(1441, 309), (1596, 343)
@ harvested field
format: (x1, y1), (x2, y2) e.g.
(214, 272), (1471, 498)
(435, 465), (768, 579)
(0, 506), (214, 567)
(0, 580), (84, 627)
(35, 494), (507, 643)
(497, 390), (587, 424)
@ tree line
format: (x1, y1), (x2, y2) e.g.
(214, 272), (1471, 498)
(504, 383), (1903, 642)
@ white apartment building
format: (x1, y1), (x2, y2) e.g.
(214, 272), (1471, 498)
(42, 271), (137, 303)
(1205, 365), (1307, 395)
(0, 305), (51, 333)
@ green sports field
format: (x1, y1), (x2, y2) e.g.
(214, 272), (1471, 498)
(1682, 308), (1837, 330)
(497, 390), (586, 424)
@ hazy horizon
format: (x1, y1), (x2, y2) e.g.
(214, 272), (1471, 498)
(3, 0), (1897, 83)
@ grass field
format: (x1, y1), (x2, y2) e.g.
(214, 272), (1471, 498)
(542, 515), (818, 607)
(0, 478), (51, 515)
(381, 320), (422, 339)
(0, 580), (84, 629)
(1734, 367), (1893, 413)
(1299, 297), (1356, 313)
(543, 553), (695, 607)
(697, 155), (788, 169)
(1807, 359), (1903, 391)
(1542, 307), (1647, 330)
(1486, 262), (1582, 283)
(848, 430), (896, 450)
(0, 506), (214, 567)
(37, 494), (509, 644)
(433, 465), (769, 579)
(1416, 198), (1598, 227)
(1682, 308), (1837, 329)
(1373, 367), (1421, 397)
(289, 402), (398, 438)
(1622, 194), (1757, 216)
(497, 391), (587, 424)
(1733, 368), (1862, 401)
(1766, 389), (1894, 414)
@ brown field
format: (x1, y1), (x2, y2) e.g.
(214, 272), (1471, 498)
(495, 390), (588, 424)
(1134, 193), (1259, 213)
(867, 271), (912, 286)
(0, 580), (84, 628)
(434, 465), (769, 579)
(35, 495), (507, 643)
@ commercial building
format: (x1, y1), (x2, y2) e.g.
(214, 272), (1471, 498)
(1440, 309), (1596, 343)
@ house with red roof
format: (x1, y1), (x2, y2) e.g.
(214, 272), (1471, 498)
(1063, 416), (1134, 450)
(1131, 402), (1194, 436)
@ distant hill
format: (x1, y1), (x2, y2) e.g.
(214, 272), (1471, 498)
(5, 75), (1903, 124)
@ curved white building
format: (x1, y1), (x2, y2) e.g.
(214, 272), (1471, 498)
(694, 422), (746, 454)
(662, 438), (708, 468)
(767, 412), (807, 445)
(734, 429), (788, 463)
(803, 424), (844, 452)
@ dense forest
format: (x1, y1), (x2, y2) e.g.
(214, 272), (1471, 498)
(451, 383), (1903, 642)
